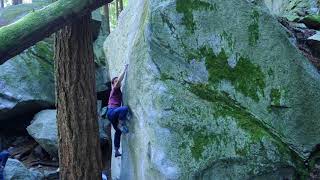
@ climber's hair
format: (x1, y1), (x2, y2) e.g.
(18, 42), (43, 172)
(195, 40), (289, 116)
(111, 77), (119, 85)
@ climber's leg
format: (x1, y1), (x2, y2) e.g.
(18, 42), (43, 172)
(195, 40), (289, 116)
(108, 106), (129, 133)
(107, 108), (123, 157)
(114, 128), (122, 157)
(112, 106), (129, 121)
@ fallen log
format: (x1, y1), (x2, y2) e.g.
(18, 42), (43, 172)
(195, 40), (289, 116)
(0, 0), (112, 64)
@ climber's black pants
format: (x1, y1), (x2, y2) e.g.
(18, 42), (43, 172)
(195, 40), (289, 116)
(107, 106), (128, 149)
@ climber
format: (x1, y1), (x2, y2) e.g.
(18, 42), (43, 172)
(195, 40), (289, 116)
(107, 64), (129, 157)
(0, 149), (11, 180)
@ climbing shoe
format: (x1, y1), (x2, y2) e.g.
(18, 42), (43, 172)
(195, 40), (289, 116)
(118, 124), (129, 134)
(117, 120), (129, 134)
(115, 150), (122, 157)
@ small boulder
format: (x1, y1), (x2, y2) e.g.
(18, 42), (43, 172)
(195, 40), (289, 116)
(43, 169), (59, 180)
(27, 110), (58, 157)
(3, 158), (38, 180)
(27, 109), (111, 157)
(29, 168), (44, 180)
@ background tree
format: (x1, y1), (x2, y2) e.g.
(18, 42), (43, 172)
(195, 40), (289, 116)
(0, 0), (4, 8)
(119, 0), (123, 12)
(54, 14), (102, 179)
(105, 0), (128, 30)
(12, 0), (22, 5)
(103, 4), (111, 34)
(115, 0), (119, 19)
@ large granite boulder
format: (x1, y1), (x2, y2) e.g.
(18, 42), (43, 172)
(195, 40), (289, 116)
(27, 109), (110, 157)
(4, 158), (39, 180)
(0, 37), (55, 130)
(104, 0), (320, 179)
(0, 3), (109, 130)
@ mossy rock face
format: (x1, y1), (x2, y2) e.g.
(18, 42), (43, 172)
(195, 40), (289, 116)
(105, 0), (320, 179)
(0, 3), (109, 127)
(0, 37), (55, 124)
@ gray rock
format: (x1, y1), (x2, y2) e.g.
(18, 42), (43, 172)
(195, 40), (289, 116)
(27, 109), (110, 157)
(104, 0), (320, 179)
(98, 101), (111, 145)
(4, 159), (38, 180)
(308, 31), (320, 41)
(27, 110), (58, 157)
(43, 169), (59, 180)
(29, 168), (44, 180)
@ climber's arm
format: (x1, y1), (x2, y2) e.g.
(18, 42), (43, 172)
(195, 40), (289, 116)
(114, 64), (129, 88)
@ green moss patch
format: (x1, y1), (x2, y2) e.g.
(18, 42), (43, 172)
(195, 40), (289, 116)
(301, 15), (320, 30)
(187, 84), (306, 173)
(176, 0), (217, 33)
(189, 84), (267, 141)
(188, 46), (266, 102)
(270, 88), (282, 106)
(191, 133), (212, 160)
(248, 9), (260, 46)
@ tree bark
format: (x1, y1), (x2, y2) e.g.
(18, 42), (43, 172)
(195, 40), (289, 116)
(115, 0), (119, 19)
(54, 14), (102, 180)
(103, 4), (111, 34)
(0, 0), (113, 64)
(12, 0), (22, 5)
(0, 0), (4, 8)
(119, 0), (123, 12)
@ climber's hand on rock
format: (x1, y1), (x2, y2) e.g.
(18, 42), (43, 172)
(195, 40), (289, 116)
(124, 64), (129, 70)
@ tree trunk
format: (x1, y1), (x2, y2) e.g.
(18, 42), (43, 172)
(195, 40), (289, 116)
(103, 4), (110, 34)
(115, 0), (119, 19)
(0, 0), (4, 8)
(54, 14), (102, 180)
(119, 0), (123, 12)
(0, 0), (113, 64)
(12, 0), (22, 5)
